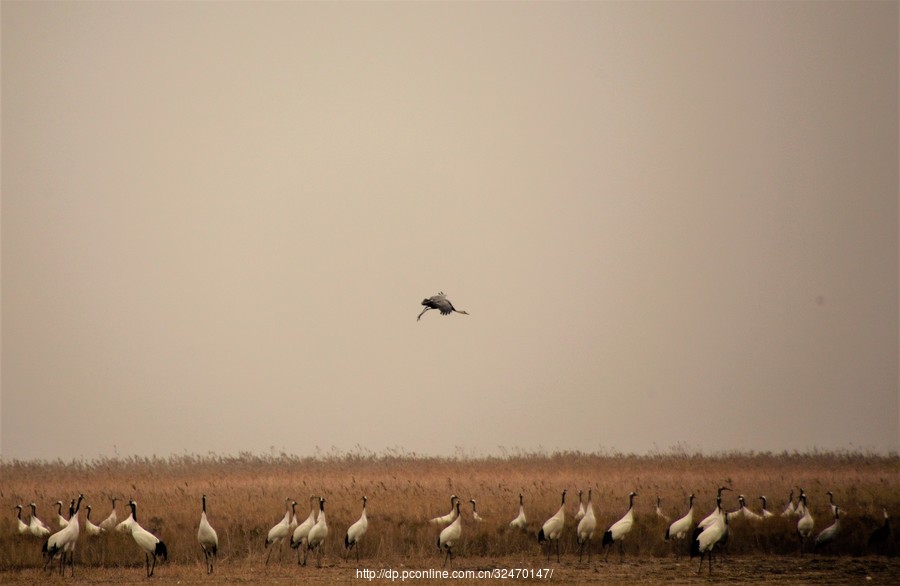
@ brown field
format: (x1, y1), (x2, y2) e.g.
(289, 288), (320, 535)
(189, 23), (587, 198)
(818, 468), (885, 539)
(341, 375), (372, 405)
(1, 451), (898, 584)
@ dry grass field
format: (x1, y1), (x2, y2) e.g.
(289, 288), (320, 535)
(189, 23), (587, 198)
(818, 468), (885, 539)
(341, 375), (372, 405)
(1, 451), (898, 584)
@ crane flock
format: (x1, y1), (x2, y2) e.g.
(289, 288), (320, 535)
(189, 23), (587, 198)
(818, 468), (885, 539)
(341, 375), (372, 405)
(8, 488), (895, 577)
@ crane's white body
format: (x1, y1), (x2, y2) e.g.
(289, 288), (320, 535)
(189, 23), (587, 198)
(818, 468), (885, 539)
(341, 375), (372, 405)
(430, 495), (459, 525)
(14, 505), (29, 534)
(509, 493), (527, 530)
(98, 497), (118, 531)
(797, 495), (815, 555)
(574, 490), (586, 522)
(438, 500), (462, 568)
(115, 511), (134, 533)
(576, 489), (596, 562)
(344, 496), (368, 561)
(28, 503), (51, 538)
(699, 487), (733, 529)
(54, 501), (70, 529)
(198, 495), (219, 574)
(306, 498), (329, 568)
(666, 494), (695, 543)
(782, 490), (797, 516)
(85, 505), (103, 536)
(759, 496), (774, 518)
(656, 496), (670, 522)
(737, 495), (762, 521)
(469, 499), (484, 522)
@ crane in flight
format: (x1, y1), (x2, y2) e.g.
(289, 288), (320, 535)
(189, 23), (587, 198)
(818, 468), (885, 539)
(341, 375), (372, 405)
(418, 292), (469, 321)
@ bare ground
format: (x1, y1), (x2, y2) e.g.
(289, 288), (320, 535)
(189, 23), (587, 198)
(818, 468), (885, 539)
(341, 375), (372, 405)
(3, 554), (899, 585)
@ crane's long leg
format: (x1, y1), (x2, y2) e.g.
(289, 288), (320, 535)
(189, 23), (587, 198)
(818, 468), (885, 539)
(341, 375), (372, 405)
(417, 307), (430, 321)
(151, 553), (159, 577)
(697, 552), (704, 574)
(145, 553), (151, 577)
(356, 543), (360, 562)
(619, 540), (625, 562)
(556, 538), (561, 563)
(588, 537), (592, 563)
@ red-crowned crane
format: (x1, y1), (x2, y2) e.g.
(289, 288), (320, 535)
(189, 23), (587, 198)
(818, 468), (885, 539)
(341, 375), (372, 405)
(417, 292), (469, 321)
(344, 496), (368, 561)
(197, 494), (218, 574)
(602, 491), (637, 562)
(538, 489), (566, 563)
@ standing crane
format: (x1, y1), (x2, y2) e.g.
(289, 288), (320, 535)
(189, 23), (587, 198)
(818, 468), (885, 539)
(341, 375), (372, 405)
(758, 496), (774, 518)
(655, 496), (670, 522)
(438, 499), (463, 568)
(43, 495), (83, 576)
(84, 505), (103, 536)
(814, 505), (840, 552)
(127, 500), (168, 577)
(344, 496), (368, 561)
(538, 489), (567, 563)
(576, 488), (596, 563)
(265, 497), (294, 565)
(291, 495), (319, 565)
(782, 489), (797, 516)
(14, 505), (29, 534)
(574, 490), (586, 522)
(28, 503), (51, 538)
(797, 493), (815, 556)
(469, 499), (484, 522)
(509, 493), (527, 530)
(417, 292), (469, 321)
(53, 501), (70, 529)
(665, 493), (695, 556)
(737, 495), (762, 521)
(306, 497), (329, 568)
(692, 493), (727, 575)
(197, 495), (218, 574)
(98, 496), (118, 532)
(430, 495), (460, 525)
(602, 491), (637, 562)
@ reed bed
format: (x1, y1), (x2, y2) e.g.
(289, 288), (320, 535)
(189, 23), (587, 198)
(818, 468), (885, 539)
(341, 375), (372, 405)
(1, 450), (897, 572)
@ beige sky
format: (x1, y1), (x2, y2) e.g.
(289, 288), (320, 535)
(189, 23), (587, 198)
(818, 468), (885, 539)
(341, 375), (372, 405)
(2, 1), (898, 461)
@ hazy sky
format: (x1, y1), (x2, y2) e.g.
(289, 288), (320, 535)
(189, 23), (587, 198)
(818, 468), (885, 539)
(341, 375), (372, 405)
(2, 1), (898, 461)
